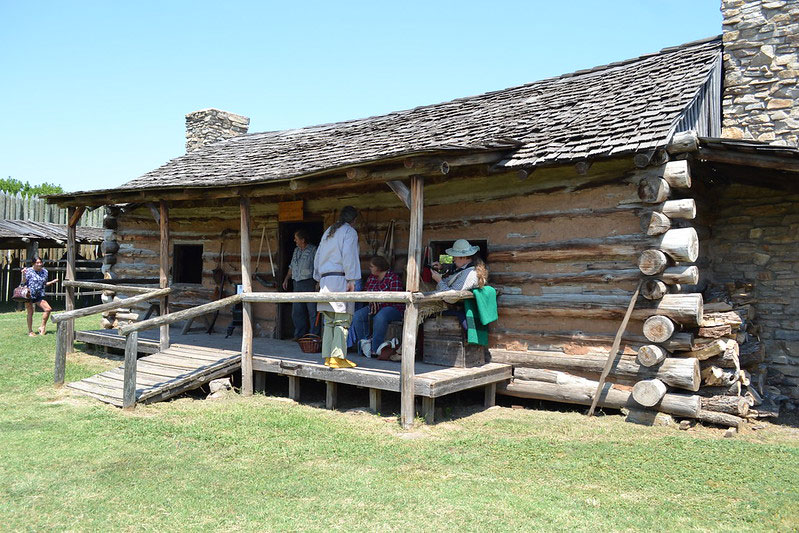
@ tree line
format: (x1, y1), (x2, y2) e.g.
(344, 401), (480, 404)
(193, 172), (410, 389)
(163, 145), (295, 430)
(0, 177), (64, 197)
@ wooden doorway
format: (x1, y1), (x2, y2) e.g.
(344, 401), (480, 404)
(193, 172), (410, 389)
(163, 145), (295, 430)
(277, 220), (325, 339)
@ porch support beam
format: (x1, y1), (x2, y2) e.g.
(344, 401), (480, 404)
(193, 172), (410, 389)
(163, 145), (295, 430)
(240, 197), (254, 396)
(159, 201), (170, 351)
(400, 175), (424, 429)
(65, 206), (79, 352)
(386, 180), (411, 209)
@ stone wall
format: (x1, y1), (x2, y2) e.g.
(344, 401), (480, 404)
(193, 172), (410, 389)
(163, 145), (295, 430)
(185, 109), (250, 153)
(707, 183), (799, 402)
(721, 0), (799, 146)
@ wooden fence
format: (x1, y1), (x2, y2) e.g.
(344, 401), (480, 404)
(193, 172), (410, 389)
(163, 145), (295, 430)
(0, 191), (103, 226)
(0, 257), (103, 305)
(0, 191), (104, 304)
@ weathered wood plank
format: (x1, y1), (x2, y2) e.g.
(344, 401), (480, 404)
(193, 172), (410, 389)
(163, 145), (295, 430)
(369, 388), (381, 412)
(241, 196), (254, 396)
(326, 381), (337, 410)
(66, 206), (77, 351)
(54, 321), (68, 385)
(123, 332), (138, 409)
(401, 175), (423, 429)
(52, 288), (171, 323)
(159, 200), (169, 351)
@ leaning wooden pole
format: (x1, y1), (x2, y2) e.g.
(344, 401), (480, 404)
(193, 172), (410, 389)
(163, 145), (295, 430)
(587, 281), (642, 416)
(65, 206), (79, 352)
(400, 175), (424, 429)
(240, 197), (254, 396)
(159, 201), (170, 351)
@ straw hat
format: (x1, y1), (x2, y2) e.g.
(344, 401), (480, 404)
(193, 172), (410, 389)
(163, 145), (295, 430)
(445, 239), (480, 257)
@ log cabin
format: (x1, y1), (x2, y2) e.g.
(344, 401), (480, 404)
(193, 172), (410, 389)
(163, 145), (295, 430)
(46, 0), (799, 427)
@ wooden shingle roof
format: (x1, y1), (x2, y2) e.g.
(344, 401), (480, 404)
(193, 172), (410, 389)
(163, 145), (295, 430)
(0, 219), (104, 247)
(64, 36), (722, 197)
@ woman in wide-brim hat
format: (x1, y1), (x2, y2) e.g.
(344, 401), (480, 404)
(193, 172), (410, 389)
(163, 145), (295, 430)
(430, 239), (488, 291)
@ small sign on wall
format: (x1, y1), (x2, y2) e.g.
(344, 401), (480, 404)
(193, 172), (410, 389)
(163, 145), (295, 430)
(278, 201), (304, 222)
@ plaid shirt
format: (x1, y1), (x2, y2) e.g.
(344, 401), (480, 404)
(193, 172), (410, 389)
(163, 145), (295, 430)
(364, 270), (405, 313)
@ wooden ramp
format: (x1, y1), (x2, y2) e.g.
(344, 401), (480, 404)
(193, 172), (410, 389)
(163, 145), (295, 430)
(67, 343), (241, 407)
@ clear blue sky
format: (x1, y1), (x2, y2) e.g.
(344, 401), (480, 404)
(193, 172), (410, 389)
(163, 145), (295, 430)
(0, 1), (722, 193)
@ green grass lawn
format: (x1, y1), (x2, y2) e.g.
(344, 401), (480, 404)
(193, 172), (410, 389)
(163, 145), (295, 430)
(0, 309), (797, 532)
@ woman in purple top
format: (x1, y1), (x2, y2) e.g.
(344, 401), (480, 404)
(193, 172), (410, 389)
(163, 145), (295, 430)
(22, 256), (58, 336)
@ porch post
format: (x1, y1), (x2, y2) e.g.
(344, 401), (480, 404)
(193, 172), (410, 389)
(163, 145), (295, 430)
(400, 175), (424, 429)
(159, 201), (170, 351)
(240, 197), (254, 396)
(65, 206), (80, 352)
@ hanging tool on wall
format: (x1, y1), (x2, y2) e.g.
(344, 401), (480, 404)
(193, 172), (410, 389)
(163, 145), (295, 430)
(377, 219), (395, 264)
(254, 228), (277, 288)
(207, 229), (234, 334)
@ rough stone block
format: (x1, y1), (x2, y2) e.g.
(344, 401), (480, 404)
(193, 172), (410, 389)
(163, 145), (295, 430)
(753, 252), (771, 265)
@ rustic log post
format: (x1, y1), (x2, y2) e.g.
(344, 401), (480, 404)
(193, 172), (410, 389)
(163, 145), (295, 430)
(641, 212), (671, 235)
(123, 331), (138, 410)
(667, 130), (699, 154)
(659, 199), (696, 219)
(485, 383), (497, 408)
(500, 374), (700, 418)
(661, 265), (699, 285)
(423, 397), (435, 424)
(326, 381), (337, 410)
(682, 339), (727, 360)
(65, 206), (79, 352)
(637, 345), (669, 367)
(662, 160), (691, 188)
(159, 200), (169, 351)
(698, 409), (743, 429)
(638, 177), (670, 203)
(54, 321), (67, 385)
(643, 315), (675, 343)
(500, 350), (699, 391)
(288, 376), (300, 400)
(369, 388), (381, 413)
(697, 382), (742, 397)
(657, 228), (699, 262)
(701, 395), (750, 417)
(240, 197), (254, 396)
(400, 175), (423, 429)
(386, 181), (411, 209)
(643, 293), (703, 326)
(642, 279), (668, 300)
(639, 249), (668, 275)
(632, 379), (668, 407)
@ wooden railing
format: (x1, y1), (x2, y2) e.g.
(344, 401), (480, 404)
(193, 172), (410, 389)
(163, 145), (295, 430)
(53, 285), (474, 410)
(50, 285), (172, 398)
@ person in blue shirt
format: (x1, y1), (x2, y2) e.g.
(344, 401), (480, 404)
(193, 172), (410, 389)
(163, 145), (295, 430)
(22, 256), (58, 336)
(282, 230), (319, 339)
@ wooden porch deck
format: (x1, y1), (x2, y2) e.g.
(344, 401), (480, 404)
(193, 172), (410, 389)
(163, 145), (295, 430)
(73, 328), (512, 420)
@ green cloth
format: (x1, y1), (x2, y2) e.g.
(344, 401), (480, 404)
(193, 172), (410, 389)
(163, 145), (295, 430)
(464, 286), (498, 346)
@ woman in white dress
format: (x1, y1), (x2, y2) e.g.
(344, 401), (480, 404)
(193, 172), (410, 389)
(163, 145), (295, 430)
(313, 206), (361, 368)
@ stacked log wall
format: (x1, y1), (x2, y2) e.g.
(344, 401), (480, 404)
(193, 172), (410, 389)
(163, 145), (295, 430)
(103, 151), (759, 424)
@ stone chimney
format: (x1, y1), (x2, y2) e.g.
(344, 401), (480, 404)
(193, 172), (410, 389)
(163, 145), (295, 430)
(185, 108), (250, 152)
(721, 0), (799, 146)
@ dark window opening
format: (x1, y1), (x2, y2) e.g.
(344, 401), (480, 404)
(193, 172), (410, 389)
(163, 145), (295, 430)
(174, 244), (203, 284)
